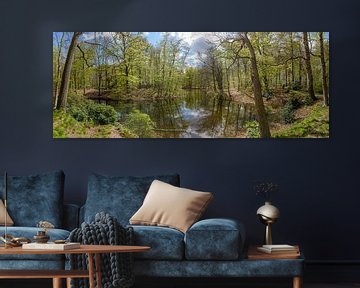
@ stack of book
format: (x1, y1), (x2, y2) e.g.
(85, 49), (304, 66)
(22, 242), (80, 250)
(248, 244), (300, 260)
(257, 244), (299, 254)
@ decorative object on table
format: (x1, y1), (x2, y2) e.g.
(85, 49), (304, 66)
(33, 220), (55, 243)
(33, 230), (50, 243)
(254, 181), (280, 245)
(22, 242), (80, 250)
(69, 212), (134, 288)
(54, 239), (67, 244)
(248, 245), (300, 260)
(0, 234), (31, 247)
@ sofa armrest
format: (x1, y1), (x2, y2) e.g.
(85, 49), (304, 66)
(63, 204), (80, 231)
(184, 218), (245, 260)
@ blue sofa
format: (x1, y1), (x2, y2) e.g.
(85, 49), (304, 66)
(0, 171), (79, 270)
(0, 171), (303, 287)
(81, 173), (304, 282)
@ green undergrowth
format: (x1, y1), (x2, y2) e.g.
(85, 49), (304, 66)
(274, 104), (329, 138)
(53, 110), (136, 138)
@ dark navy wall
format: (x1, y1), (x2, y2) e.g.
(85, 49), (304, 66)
(0, 0), (359, 262)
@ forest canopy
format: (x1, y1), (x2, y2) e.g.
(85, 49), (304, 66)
(53, 32), (329, 138)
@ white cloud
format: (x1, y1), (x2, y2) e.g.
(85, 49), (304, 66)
(159, 32), (220, 66)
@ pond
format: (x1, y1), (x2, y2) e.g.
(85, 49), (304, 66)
(104, 90), (256, 138)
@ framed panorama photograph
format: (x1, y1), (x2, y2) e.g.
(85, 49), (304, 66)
(53, 32), (329, 139)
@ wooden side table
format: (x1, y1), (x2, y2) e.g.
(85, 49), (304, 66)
(247, 245), (303, 288)
(0, 244), (150, 288)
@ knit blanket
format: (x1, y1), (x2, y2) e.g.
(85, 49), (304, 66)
(68, 212), (134, 288)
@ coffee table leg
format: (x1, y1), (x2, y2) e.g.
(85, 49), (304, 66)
(66, 277), (72, 288)
(52, 278), (62, 288)
(293, 276), (302, 288)
(88, 253), (95, 288)
(95, 253), (102, 288)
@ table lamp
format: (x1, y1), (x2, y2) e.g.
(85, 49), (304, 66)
(256, 201), (280, 245)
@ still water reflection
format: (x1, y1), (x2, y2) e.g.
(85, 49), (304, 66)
(109, 90), (256, 138)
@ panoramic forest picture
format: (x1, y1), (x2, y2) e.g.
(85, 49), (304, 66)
(53, 32), (329, 138)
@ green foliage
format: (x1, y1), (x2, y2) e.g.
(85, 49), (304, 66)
(125, 109), (156, 138)
(68, 105), (88, 122)
(53, 110), (86, 138)
(53, 110), (132, 138)
(281, 103), (295, 124)
(87, 103), (117, 125)
(304, 96), (315, 106)
(281, 95), (302, 124)
(245, 121), (260, 138)
(274, 104), (329, 138)
(114, 123), (137, 138)
(68, 96), (118, 125)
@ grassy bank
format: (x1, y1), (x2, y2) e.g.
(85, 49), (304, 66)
(53, 95), (156, 138)
(272, 102), (329, 138)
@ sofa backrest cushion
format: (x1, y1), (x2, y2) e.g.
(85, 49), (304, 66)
(0, 171), (64, 227)
(84, 173), (180, 225)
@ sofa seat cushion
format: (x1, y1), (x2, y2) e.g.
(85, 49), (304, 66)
(134, 258), (304, 277)
(185, 218), (245, 260)
(0, 171), (65, 227)
(0, 227), (70, 261)
(84, 174), (180, 226)
(130, 225), (184, 260)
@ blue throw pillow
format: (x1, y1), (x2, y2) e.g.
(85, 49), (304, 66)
(0, 171), (64, 227)
(84, 173), (180, 225)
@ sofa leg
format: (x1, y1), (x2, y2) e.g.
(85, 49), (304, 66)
(53, 278), (62, 288)
(293, 276), (302, 288)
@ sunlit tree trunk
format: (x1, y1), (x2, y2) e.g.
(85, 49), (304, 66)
(54, 32), (65, 108)
(302, 32), (316, 102)
(56, 32), (82, 110)
(241, 33), (271, 138)
(318, 32), (329, 106)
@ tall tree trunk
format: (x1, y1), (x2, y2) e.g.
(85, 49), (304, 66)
(243, 59), (248, 88)
(319, 32), (329, 106)
(212, 69), (217, 92)
(54, 32), (65, 108)
(290, 32), (295, 84)
(236, 59), (241, 92)
(125, 64), (130, 95)
(302, 32), (316, 102)
(298, 43), (303, 87)
(242, 33), (271, 138)
(226, 67), (231, 97)
(56, 32), (82, 110)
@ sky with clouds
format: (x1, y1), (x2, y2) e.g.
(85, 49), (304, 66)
(54, 32), (329, 67)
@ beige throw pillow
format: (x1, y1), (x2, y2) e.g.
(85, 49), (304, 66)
(0, 199), (14, 226)
(130, 180), (213, 233)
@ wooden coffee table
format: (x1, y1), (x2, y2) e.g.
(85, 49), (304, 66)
(0, 244), (150, 288)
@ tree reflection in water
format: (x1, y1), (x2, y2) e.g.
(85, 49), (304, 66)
(110, 90), (255, 138)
